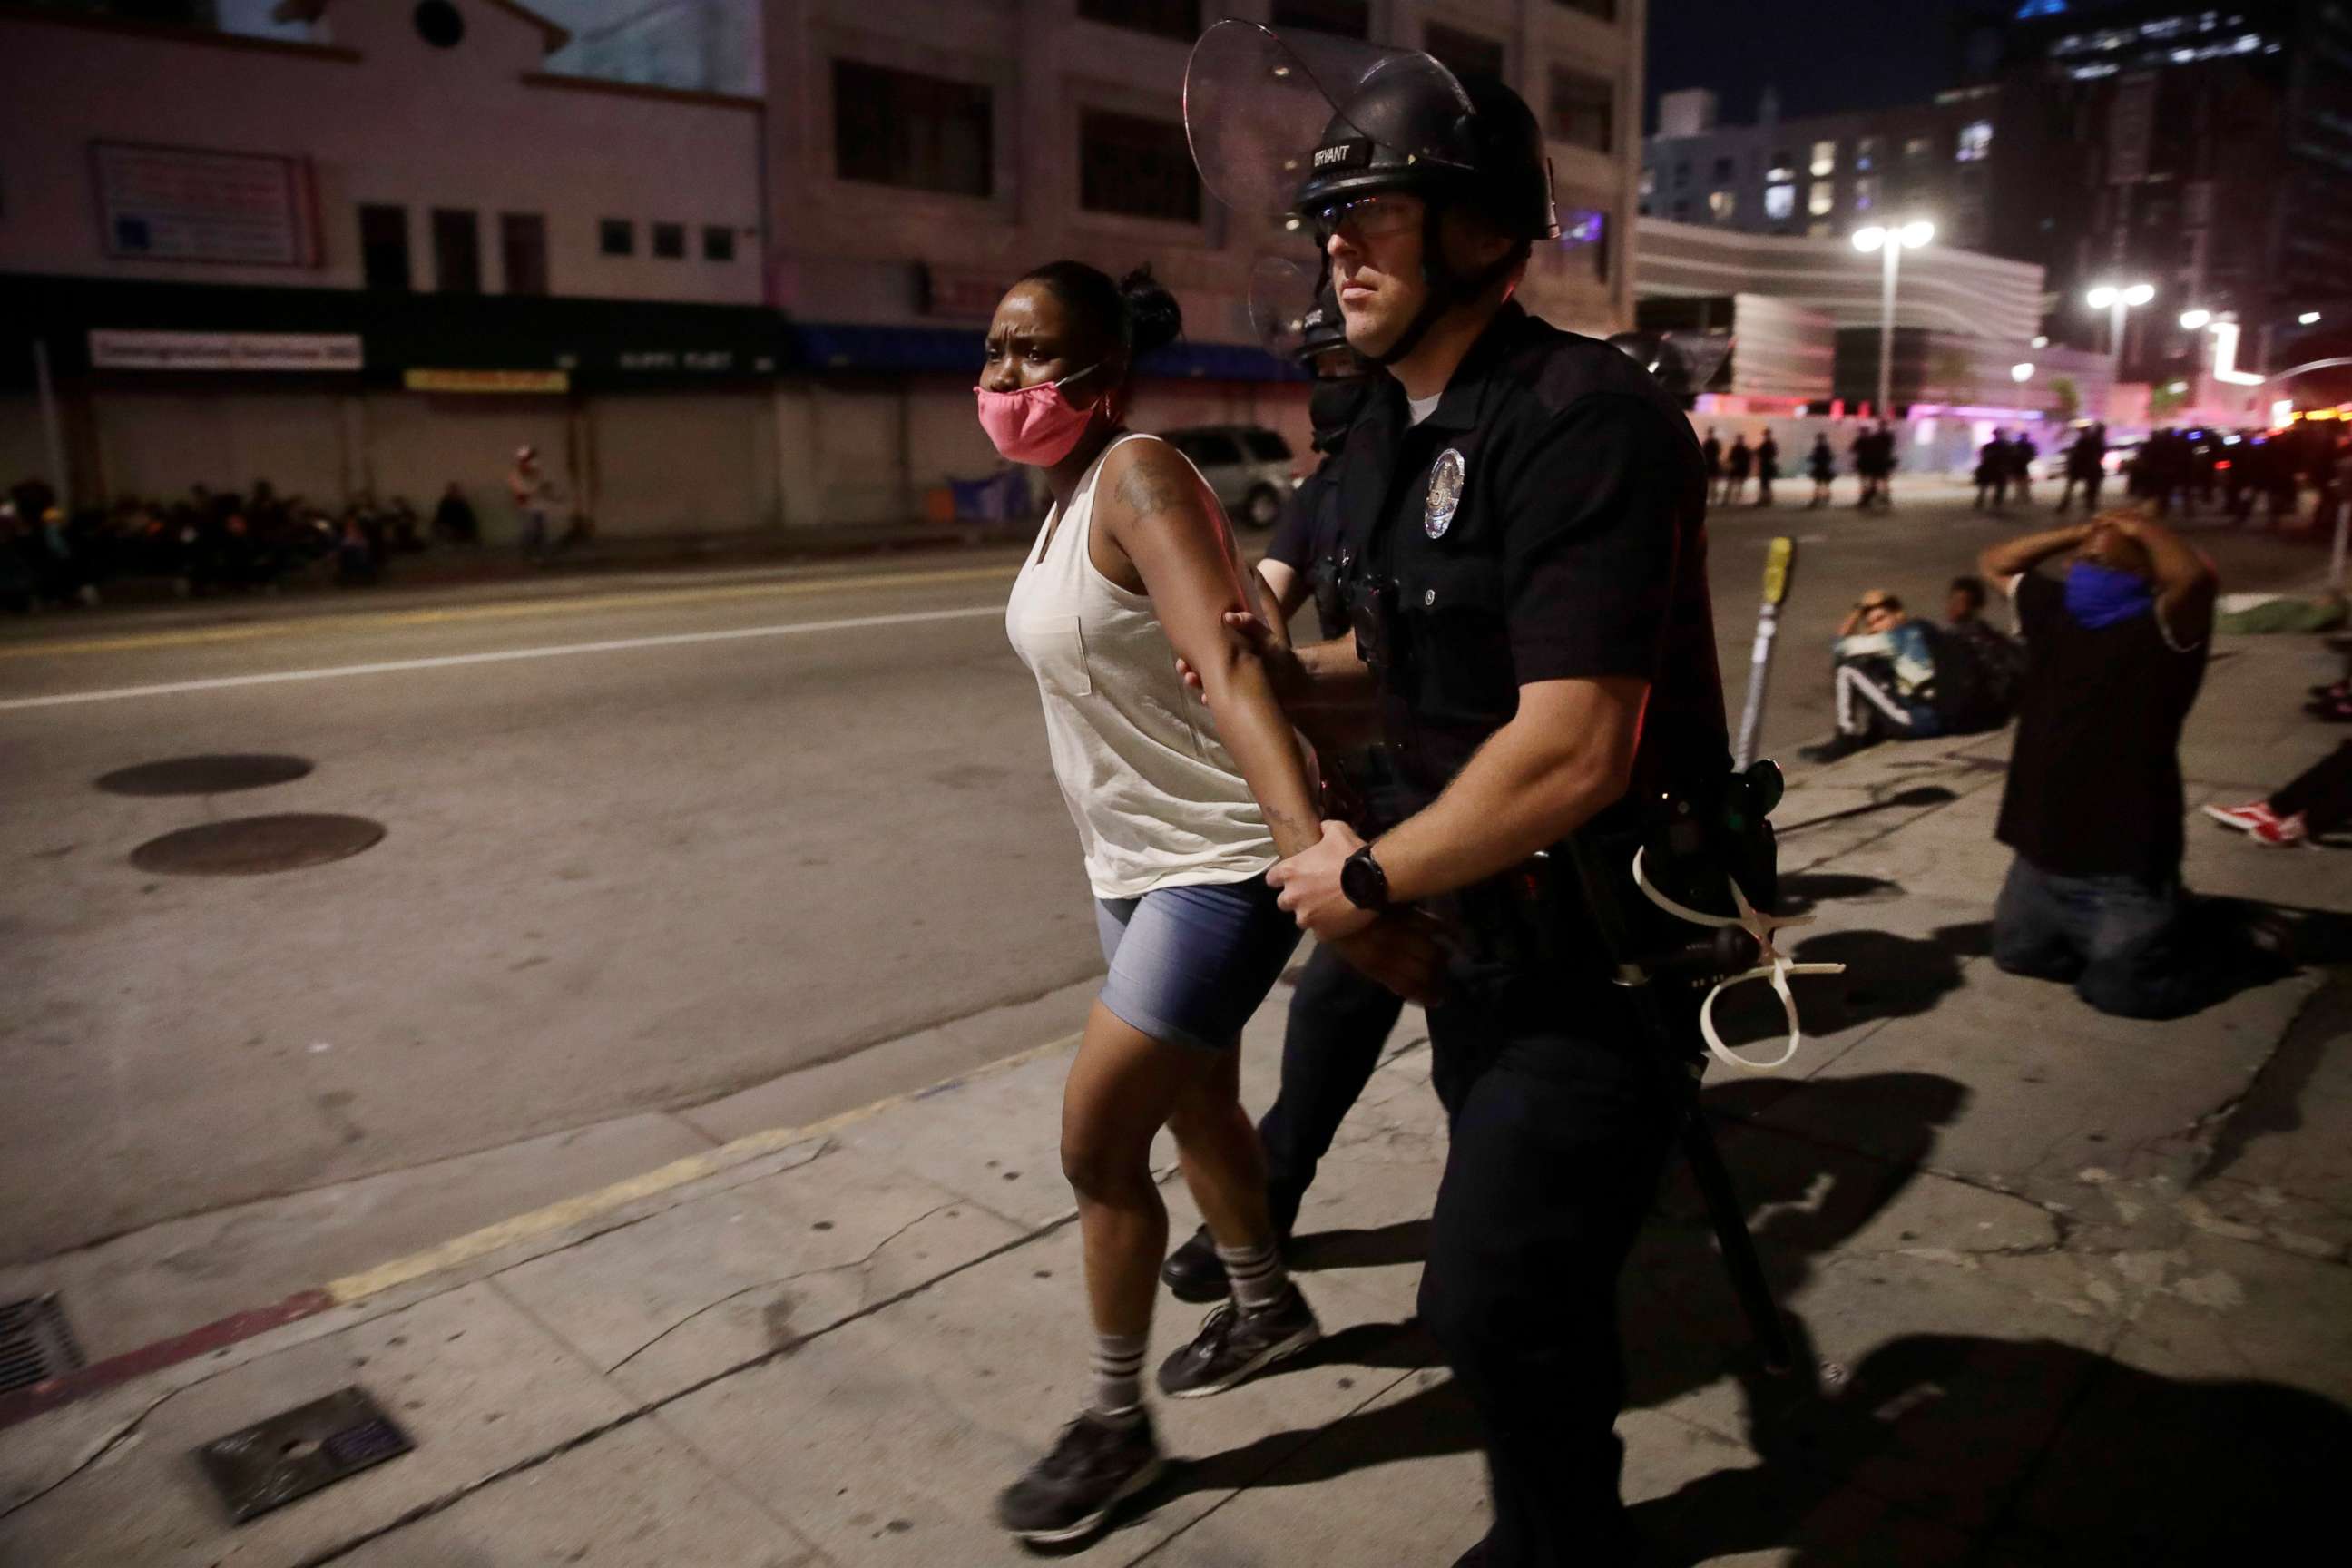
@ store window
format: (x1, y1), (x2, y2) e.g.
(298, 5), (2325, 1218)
(1079, 109), (1202, 223)
(359, 204), (410, 291)
(1957, 121), (1994, 162)
(652, 222), (686, 260)
(1547, 66), (1613, 152)
(1075, 0), (1199, 40)
(703, 225), (736, 262)
(1764, 184), (1795, 220)
(1269, 0), (1368, 35)
(1709, 190), (1735, 221)
(1853, 175), (1880, 211)
(834, 60), (995, 197)
(599, 218), (634, 256)
(431, 208), (480, 293)
(1808, 181), (1835, 217)
(1810, 139), (1838, 177)
(1425, 22), (1504, 79)
(499, 212), (546, 296)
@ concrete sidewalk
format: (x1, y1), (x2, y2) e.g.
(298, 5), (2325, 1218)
(5, 637), (2349, 1566)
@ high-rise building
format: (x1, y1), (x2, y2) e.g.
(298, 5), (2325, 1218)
(1640, 85), (2013, 255)
(1973, 0), (2352, 380)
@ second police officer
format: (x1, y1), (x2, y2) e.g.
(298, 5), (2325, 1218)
(1161, 276), (1421, 1302)
(1188, 25), (1727, 1566)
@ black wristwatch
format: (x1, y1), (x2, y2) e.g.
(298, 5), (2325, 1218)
(1339, 844), (1391, 913)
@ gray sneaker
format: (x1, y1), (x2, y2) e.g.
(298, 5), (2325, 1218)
(995, 1408), (1163, 1545)
(1156, 1286), (1321, 1399)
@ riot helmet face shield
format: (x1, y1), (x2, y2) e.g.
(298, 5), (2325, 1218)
(1186, 22), (1558, 368)
(1183, 24), (1472, 230)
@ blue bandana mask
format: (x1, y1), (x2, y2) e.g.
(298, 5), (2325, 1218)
(2064, 562), (2154, 630)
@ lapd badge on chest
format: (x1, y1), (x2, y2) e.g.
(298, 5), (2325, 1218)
(1424, 448), (1466, 540)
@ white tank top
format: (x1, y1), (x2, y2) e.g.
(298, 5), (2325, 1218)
(1005, 433), (1279, 900)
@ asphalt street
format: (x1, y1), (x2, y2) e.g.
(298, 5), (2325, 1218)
(0, 483), (2330, 1337)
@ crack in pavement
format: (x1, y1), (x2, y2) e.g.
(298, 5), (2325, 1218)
(602, 1200), (962, 1377)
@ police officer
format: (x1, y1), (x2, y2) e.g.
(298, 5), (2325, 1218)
(1191, 27), (1727, 1565)
(1161, 282), (1413, 1302)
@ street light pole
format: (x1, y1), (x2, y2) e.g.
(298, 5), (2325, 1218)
(1854, 220), (1934, 421)
(1878, 238), (1900, 422)
(2086, 281), (2155, 415)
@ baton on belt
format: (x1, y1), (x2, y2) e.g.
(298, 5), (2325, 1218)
(1732, 536), (1797, 773)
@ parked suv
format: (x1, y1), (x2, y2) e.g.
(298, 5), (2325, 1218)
(1161, 425), (1297, 529)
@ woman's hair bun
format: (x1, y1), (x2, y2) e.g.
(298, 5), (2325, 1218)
(1118, 266), (1183, 359)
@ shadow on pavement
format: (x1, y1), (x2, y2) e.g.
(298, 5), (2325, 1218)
(1775, 872), (1903, 915)
(1291, 1218), (1430, 1277)
(1776, 785), (1958, 837)
(1634, 1325), (2352, 1567)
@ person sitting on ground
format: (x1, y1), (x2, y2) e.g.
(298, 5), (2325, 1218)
(1979, 508), (2220, 1019)
(1932, 573), (2026, 733)
(2206, 741), (2352, 848)
(1799, 589), (1944, 762)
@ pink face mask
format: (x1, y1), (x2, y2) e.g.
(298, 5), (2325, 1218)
(975, 362), (1105, 466)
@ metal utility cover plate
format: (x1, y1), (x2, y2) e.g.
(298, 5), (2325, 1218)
(95, 754), (315, 796)
(131, 813), (385, 876)
(194, 1387), (413, 1524)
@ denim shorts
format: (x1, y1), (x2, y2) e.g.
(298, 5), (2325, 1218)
(1093, 875), (1303, 1054)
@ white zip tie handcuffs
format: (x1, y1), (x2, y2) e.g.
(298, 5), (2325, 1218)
(1630, 847), (1846, 1074)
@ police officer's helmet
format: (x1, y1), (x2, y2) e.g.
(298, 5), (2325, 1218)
(1297, 282), (1348, 361)
(1294, 67), (1558, 245)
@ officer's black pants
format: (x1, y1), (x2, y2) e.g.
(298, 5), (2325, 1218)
(1257, 942), (1406, 1238)
(1418, 970), (1678, 1567)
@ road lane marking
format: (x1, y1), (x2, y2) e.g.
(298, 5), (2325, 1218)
(0, 603), (1006, 712)
(0, 563), (1020, 662)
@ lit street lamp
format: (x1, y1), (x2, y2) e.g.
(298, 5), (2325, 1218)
(2302, 311), (2325, 326)
(2087, 281), (2156, 391)
(2179, 309), (2211, 330)
(1854, 220), (1935, 421)
(2011, 362), (2034, 385)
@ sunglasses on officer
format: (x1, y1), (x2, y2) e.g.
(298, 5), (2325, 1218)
(1305, 191), (1422, 244)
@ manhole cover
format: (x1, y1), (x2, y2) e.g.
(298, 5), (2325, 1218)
(96, 754), (315, 796)
(194, 1386), (413, 1523)
(1, 1296), (87, 1396)
(131, 815), (384, 876)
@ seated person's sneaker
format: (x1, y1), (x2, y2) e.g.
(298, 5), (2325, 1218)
(2202, 799), (2285, 834)
(2251, 810), (2310, 848)
(995, 1408), (1162, 1545)
(1156, 1286), (1320, 1399)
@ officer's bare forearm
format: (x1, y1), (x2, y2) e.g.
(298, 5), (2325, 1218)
(1979, 524), (2089, 583)
(1370, 677), (1646, 904)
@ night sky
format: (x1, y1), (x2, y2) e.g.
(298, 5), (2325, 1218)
(1646, 0), (1977, 130)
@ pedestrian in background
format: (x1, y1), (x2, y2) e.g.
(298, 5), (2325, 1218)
(1975, 431), (2010, 512)
(507, 446), (549, 562)
(1808, 433), (1836, 507)
(2009, 430), (2037, 505)
(1725, 431), (1752, 505)
(1755, 426), (1779, 506)
(1702, 426), (1724, 505)
(1979, 510), (2220, 1018)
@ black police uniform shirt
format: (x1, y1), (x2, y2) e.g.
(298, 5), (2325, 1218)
(1330, 301), (1727, 819)
(1267, 456), (1350, 641)
(1994, 571), (2208, 886)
